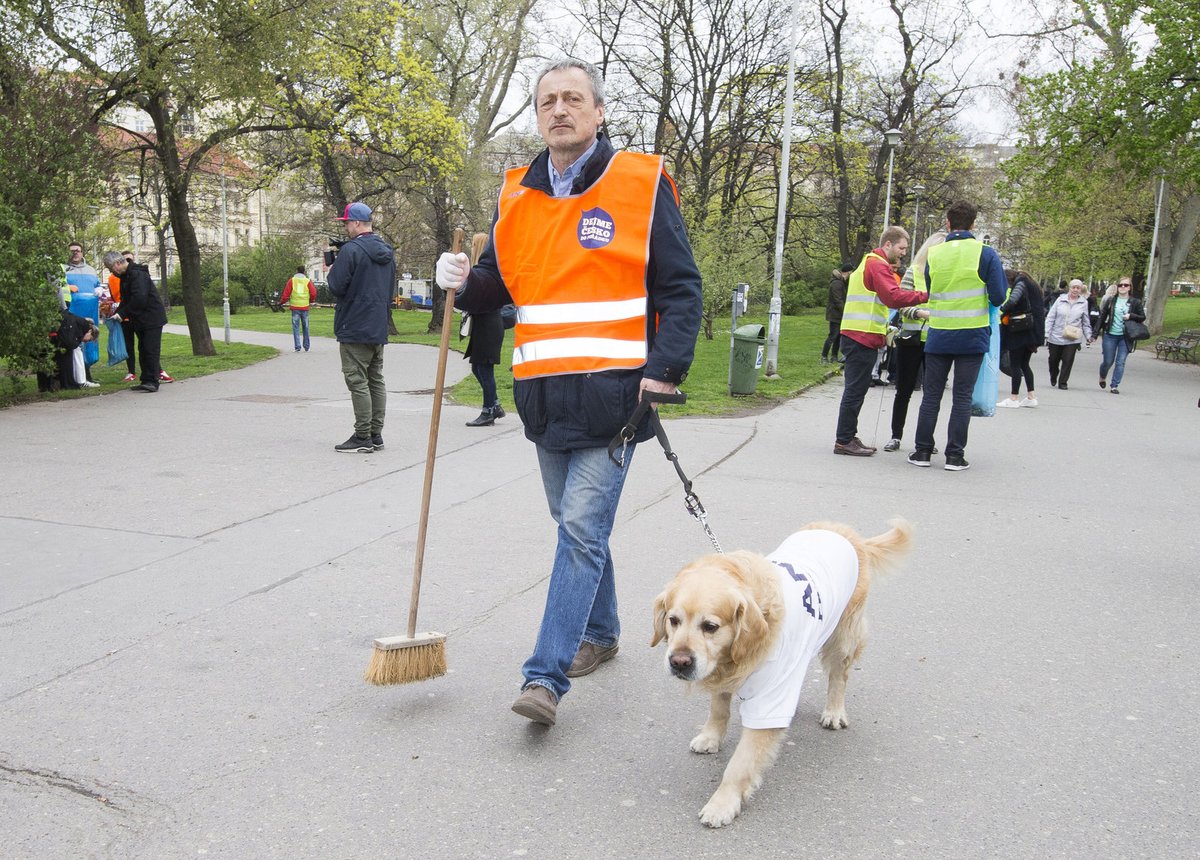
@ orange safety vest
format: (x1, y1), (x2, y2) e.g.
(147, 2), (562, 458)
(108, 273), (122, 303)
(493, 151), (667, 380)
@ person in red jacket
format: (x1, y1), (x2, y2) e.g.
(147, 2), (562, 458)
(280, 266), (318, 352)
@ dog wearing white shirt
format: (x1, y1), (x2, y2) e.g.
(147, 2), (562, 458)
(651, 519), (912, 827)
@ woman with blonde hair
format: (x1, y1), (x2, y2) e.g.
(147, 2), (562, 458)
(462, 232), (507, 426)
(1096, 277), (1145, 394)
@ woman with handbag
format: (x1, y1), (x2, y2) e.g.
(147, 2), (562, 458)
(1043, 278), (1093, 389)
(996, 269), (1045, 408)
(1096, 278), (1146, 394)
(462, 232), (507, 427)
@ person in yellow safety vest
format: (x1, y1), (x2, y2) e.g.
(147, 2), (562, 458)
(280, 266), (317, 352)
(834, 225), (927, 457)
(434, 59), (702, 729)
(907, 201), (1009, 472)
(883, 230), (948, 453)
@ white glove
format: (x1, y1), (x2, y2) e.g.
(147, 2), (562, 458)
(435, 252), (469, 291)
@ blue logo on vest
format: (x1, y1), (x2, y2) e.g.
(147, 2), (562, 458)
(578, 208), (615, 249)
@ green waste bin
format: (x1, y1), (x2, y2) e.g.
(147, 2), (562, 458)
(730, 323), (766, 395)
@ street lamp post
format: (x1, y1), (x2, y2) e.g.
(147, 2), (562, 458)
(911, 182), (926, 256)
(220, 156), (230, 345)
(882, 128), (902, 229)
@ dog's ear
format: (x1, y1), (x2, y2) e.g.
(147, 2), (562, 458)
(650, 588), (671, 647)
(729, 596), (769, 664)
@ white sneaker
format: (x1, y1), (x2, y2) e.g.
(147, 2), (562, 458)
(1021, 397), (1038, 408)
(80, 380), (100, 388)
(996, 398), (1021, 408)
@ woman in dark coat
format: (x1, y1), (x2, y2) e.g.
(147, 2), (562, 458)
(996, 269), (1045, 408)
(462, 232), (507, 426)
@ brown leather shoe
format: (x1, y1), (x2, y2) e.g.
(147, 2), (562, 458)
(833, 437), (876, 456)
(566, 641), (619, 678)
(511, 684), (557, 726)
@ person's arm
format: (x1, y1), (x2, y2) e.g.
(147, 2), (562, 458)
(1000, 280), (1025, 314)
(867, 256), (926, 309)
(280, 281), (294, 304)
(453, 205), (512, 314)
(979, 247), (1008, 308)
(327, 243), (357, 299)
(643, 173), (702, 387)
(308, 282), (318, 303)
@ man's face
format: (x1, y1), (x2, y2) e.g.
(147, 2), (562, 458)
(108, 259), (128, 276)
(883, 238), (909, 265)
(535, 68), (604, 159)
(68, 245), (84, 263)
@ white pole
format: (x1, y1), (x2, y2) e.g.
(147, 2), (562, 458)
(883, 147), (896, 228)
(221, 157), (230, 345)
(764, 0), (802, 379)
(1146, 176), (1165, 293)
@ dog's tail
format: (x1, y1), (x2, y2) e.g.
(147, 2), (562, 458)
(804, 517), (913, 577)
(860, 517), (913, 575)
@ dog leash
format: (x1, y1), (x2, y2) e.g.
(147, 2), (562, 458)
(607, 391), (724, 554)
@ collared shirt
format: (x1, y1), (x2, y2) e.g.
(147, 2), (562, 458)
(548, 137), (600, 198)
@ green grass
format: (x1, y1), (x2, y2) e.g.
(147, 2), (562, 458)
(19, 296), (1192, 413)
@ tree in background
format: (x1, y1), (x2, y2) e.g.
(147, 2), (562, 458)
(0, 22), (107, 384)
(1003, 0), (1199, 330)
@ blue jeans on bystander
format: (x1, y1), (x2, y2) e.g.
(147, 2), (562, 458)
(521, 444), (634, 701)
(292, 309), (310, 351)
(1100, 332), (1129, 388)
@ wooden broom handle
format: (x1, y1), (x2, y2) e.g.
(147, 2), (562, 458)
(408, 228), (462, 637)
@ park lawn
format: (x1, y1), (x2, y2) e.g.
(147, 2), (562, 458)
(167, 305), (835, 417)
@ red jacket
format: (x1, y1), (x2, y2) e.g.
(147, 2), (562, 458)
(842, 250), (926, 350)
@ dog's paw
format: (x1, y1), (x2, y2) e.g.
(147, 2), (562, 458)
(689, 731), (721, 754)
(699, 790), (742, 828)
(819, 708), (848, 730)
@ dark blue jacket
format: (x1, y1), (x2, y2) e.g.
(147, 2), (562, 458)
(328, 231), (396, 344)
(922, 231), (1008, 355)
(458, 134), (703, 451)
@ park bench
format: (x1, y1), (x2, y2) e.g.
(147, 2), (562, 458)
(1154, 329), (1200, 363)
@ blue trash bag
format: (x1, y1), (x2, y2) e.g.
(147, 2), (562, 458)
(104, 318), (129, 367)
(971, 305), (1001, 417)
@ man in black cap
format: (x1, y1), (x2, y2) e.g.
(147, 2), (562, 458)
(326, 202), (396, 453)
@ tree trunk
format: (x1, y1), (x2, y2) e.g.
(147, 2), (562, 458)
(148, 98), (215, 356)
(1145, 189), (1200, 334)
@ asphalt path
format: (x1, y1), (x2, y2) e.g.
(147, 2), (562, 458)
(1, 330), (1197, 858)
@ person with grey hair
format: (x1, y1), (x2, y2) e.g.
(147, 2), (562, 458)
(435, 58), (702, 727)
(1043, 278), (1093, 389)
(104, 250), (167, 392)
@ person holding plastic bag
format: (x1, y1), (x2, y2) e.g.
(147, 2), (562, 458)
(103, 251), (167, 392)
(908, 201), (1007, 472)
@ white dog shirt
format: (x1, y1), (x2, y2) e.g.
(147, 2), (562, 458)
(736, 530), (860, 729)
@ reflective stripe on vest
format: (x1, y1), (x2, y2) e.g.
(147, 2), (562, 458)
(494, 151), (662, 380)
(841, 253), (890, 335)
(289, 275), (312, 309)
(925, 239), (988, 330)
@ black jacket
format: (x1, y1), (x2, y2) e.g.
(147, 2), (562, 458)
(458, 133), (703, 451)
(1096, 295), (1146, 341)
(999, 276), (1046, 351)
(825, 272), (847, 323)
(116, 262), (167, 331)
(328, 231), (396, 344)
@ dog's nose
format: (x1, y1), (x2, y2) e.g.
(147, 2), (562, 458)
(669, 651), (695, 677)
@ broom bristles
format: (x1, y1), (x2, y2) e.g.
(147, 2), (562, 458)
(364, 633), (447, 686)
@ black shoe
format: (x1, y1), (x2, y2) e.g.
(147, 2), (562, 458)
(492, 403), (506, 419)
(466, 407), (496, 427)
(130, 383), (158, 392)
(335, 435), (374, 453)
(371, 434), (384, 450)
(908, 450), (932, 468)
(1049, 376), (1057, 387)
(1058, 382), (1068, 390)
(944, 455), (971, 471)
(1099, 379), (1106, 389)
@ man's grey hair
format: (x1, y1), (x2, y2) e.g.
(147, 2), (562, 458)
(533, 59), (605, 107)
(102, 251), (126, 269)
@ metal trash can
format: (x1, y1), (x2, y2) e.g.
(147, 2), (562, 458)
(730, 323), (766, 395)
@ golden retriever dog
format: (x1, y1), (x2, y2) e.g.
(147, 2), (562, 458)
(651, 519), (911, 827)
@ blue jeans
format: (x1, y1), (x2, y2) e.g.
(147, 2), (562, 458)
(915, 352), (983, 459)
(522, 444), (634, 700)
(291, 309), (310, 351)
(1100, 333), (1129, 387)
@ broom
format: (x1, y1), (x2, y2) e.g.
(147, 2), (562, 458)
(364, 228), (464, 685)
